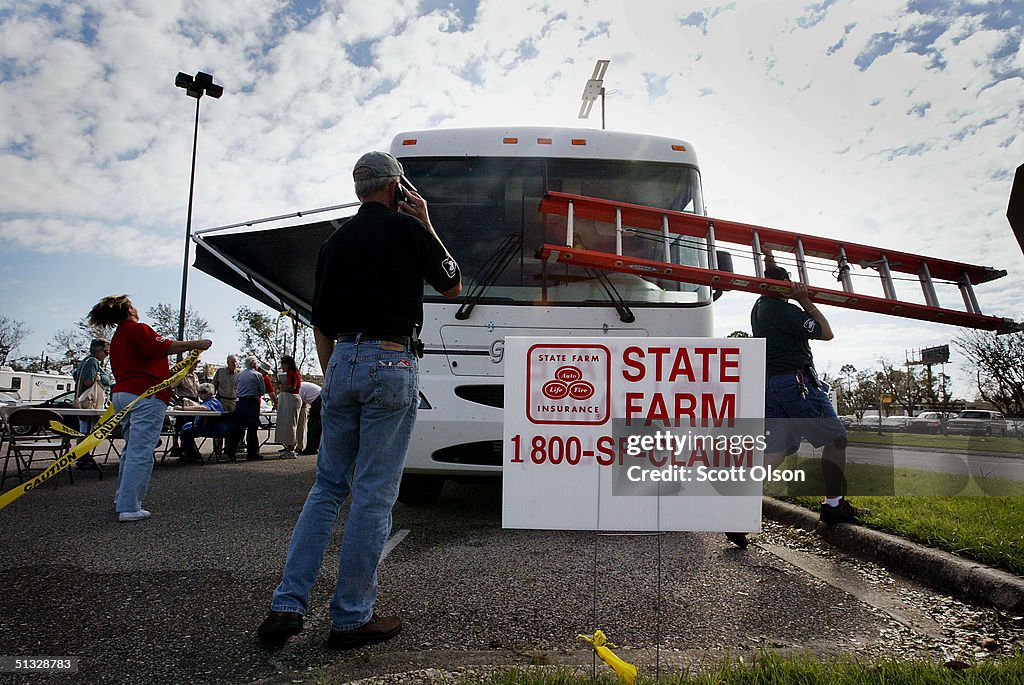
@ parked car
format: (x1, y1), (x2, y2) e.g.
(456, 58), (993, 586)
(878, 416), (911, 433)
(6, 390), (79, 436)
(0, 391), (22, 438)
(1007, 419), (1024, 438)
(849, 414), (881, 431)
(946, 409), (1007, 437)
(838, 415), (855, 428)
(10, 390), (120, 438)
(907, 411), (957, 434)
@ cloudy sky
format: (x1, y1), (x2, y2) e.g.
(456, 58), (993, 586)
(1, 0), (1022, 396)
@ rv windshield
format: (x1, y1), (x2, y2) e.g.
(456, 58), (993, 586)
(400, 157), (709, 305)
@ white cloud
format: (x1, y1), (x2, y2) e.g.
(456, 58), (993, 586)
(0, 0), (1021, 394)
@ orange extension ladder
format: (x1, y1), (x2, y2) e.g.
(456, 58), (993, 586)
(537, 192), (1022, 334)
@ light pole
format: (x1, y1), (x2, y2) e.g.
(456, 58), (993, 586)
(174, 70), (223, 344)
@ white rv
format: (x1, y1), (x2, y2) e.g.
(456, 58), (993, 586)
(0, 367), (75, 401)
(195, 126), (711, 503)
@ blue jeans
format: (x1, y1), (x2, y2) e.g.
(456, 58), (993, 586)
(78, 418), (97, 456)
(270, 339), (418, 630)
(226, 396), (261, 458)
(112, 392), (167, 513)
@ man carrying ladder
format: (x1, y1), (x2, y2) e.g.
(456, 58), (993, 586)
(728, 248), (865, 548)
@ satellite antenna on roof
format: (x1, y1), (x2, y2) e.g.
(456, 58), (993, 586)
(578, 59), (610, 130)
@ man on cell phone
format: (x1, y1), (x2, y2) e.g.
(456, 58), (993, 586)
(257, 151), (461, 650)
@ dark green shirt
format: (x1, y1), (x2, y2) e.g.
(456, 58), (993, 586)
(75, 355), (112, 396)
(750, 296), (823, 373)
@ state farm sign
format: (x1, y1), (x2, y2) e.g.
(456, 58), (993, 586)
(503, 337), (767, 532)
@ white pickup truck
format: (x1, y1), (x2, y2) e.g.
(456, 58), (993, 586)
(946, 409), (1007, 437)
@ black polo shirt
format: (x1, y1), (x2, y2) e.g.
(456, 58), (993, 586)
(312, 202), (460, 339)
(750, 295), (823, 373)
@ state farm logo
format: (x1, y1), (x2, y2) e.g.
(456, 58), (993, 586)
(528, 344), (610, 425)
(543, 366), (595, 401)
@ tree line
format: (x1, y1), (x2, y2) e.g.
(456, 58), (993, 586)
(5, 310), (1022, 415)
(825, 331), (1023, 418)
(730, 328), (1024, 418)
(0, 304), (317, 378)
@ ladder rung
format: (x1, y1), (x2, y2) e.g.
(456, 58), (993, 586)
(864, 255), (898, 300)
(919, 262), (939, 308)
(837, 247), (854, 292)
(566, 200), (575, 247)
(752, 230), (764, 278)
(959, 272), (982, 314)
(614, 207), (622, 256)
(662, 215), (671, 263)
(707, 221), (718, 270)
(795, 239), (809, 284)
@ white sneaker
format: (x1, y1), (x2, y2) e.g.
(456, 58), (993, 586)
(280, 451), (297, 460)
(119, 509), (151, 522)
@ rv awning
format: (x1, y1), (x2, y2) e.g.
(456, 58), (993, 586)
(193, 213), (353, 324)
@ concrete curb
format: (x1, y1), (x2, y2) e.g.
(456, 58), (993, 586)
(762, 497), (1024, 614)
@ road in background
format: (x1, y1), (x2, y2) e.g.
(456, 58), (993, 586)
(845, 444), (1024, 481)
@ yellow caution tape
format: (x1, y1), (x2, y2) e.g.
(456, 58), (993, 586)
(0, 350), (202, 511)
(48, 421), (85, 438)
(578, 630), (637, 685)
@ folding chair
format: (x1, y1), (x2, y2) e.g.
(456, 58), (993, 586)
(1, 408), (75, 488)
(72, 415), (112, 479)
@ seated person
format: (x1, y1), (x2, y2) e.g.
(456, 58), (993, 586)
(178, 383), (228, 463)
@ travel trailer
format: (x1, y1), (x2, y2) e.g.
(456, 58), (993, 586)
(0, 367), (75, 401)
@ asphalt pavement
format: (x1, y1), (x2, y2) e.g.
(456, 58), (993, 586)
(0, 446), (1021, 684)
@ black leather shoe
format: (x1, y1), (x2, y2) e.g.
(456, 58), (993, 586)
(725, 532), (749, 549)
(257, 610), (303, 647)
(819, 498), (868, 525)
(327, 614), (402, 650)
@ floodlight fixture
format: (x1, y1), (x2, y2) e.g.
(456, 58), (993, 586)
(174, 70), (224, 348)
(175, 70), (223, 100)
(578, 59), (610, 129)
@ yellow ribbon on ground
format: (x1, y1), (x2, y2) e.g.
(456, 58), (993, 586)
(0, 350), (202, 511)
(578, 630), (637, 684)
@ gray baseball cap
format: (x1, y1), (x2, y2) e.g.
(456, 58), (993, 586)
(353, 151), (403, 181)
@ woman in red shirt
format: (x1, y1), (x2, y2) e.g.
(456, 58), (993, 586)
(88, 295), (212, 522)
(274, 355), (302, 459)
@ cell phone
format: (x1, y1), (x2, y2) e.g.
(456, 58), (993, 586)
(396, 180), (409, 204)
(399, 174), (418, 194)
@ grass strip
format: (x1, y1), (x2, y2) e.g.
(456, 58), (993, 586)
(847, 430), (1024, 455)
(454, 651), (1024, 684)
(765, 456), (1024, 575)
